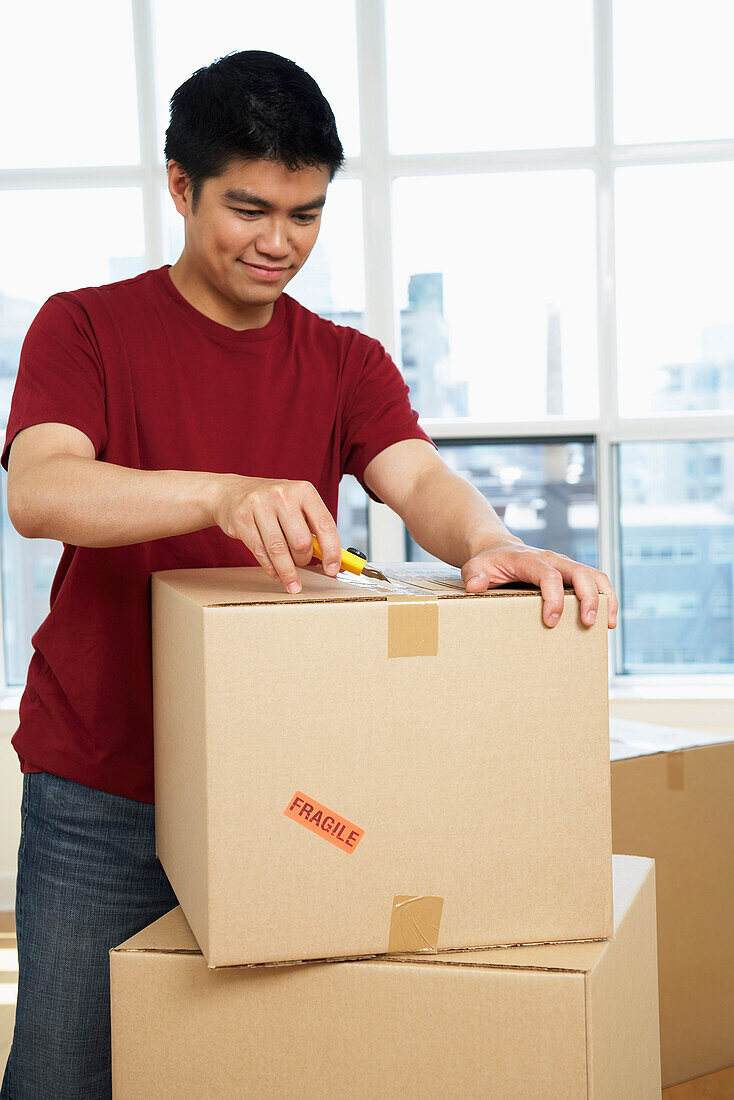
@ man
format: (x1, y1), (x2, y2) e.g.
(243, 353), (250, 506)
(0, 50), (617, 1098)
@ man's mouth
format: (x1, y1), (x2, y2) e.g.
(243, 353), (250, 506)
(240, 261), (288, 271)
(238, 260), (289, 281)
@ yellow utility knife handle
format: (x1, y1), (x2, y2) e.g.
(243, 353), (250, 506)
(312, 536), (366, 577)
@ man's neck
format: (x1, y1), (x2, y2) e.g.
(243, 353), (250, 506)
(167, 259), (275, 331)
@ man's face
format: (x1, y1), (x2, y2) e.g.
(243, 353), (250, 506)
(168, 157), (330, 314)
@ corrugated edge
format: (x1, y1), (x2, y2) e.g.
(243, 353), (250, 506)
(380, 958), (589, 975)
(113, 936), (608, 971)
(584, 966), (594, 1097)
(207, 951), (383, 970)
(110, 946), (591, 976)
(201, 590), (556, 608)
(202, 608), (212, 967)
(393, 935), (608, 955)
(151, 581), (210, 960)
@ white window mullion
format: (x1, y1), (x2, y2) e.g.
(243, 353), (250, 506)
(422, 418), (601, 440)
(606, 435), (626, 680)
(594, 0), (620, 674)
(355, 0), (394, 354)
(131, 0), (164, 269)
(356, 0), (405, 560)
(0, 166), (144, 191)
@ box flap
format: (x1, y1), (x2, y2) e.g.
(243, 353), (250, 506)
(112, 905), (199, 955)
(152, 563), (570, 608)
(610, 718), (734, 761)
(112, 906), (380, 968)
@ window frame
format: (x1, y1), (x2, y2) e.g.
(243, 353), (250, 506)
(0, 0), (732, 702)
(359, 0), (734, 698)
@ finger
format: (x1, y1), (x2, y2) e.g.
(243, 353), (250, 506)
(502, 553), (566, 626)
(566, 566), (600, 627)
(592, 570), (619, 628)
(277, 507), (319, 569)
(543, 555), (617, 629)
(236, 516), (280, 583)
(252, 509), (302, 593)
(536, 568), (567, 627)
(303, 495), (342, 577)
(461, 560), (490, 592)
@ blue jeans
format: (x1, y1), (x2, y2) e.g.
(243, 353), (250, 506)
(1, 771), (178, 1099)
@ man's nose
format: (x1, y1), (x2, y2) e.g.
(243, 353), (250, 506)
(255, 220), (290, 257)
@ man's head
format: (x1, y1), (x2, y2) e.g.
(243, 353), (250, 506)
(164, 50), (344, 214)
(164, 51), (344, 322)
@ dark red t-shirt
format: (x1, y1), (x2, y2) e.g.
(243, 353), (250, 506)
(2, 265), (434, 802)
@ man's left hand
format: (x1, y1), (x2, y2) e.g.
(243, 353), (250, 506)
(462, 543), (618, 629)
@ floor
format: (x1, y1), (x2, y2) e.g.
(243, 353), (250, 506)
(0, 910), (732, 1094)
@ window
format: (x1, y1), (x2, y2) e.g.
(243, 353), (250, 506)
(615, 163), (734, 417)
(0, 2), (139, 168)
(2, 0), (733, 695)
(0, 188), (147, 684)
(386, 0), (594, 153)
(618, 440), (734, 673)
(613, 0), (734, 144)
(1, 472), (62, 686)
(392, 173), (598, 420)
(406, 440), (597, 566)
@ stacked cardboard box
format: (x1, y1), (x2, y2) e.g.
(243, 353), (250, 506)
(110, 564), (662, 1096)
(110, 854), (660, 1098)
(148, 564), (614, 965)
(610, 718), (734, 1088)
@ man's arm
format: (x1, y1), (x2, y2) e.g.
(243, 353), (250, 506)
(7, 423), (221, 546)
(363, 438), (618, 629)
(7, 423), (343, 592)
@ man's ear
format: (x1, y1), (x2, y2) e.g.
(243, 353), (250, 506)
(167, 161), (191, 216)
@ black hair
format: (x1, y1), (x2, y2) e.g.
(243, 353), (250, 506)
(164, 50), (345, 211)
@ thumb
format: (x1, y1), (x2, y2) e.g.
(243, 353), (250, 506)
(461, 559), (489, 592)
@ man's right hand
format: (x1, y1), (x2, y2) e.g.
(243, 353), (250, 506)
(211, 474), (342, 593)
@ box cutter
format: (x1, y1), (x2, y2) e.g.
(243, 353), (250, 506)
(312, 536), (390, 583)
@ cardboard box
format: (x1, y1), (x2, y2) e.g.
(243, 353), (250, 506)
(111, 855), (660, 1099)
(610, 719), (734, 1088)
(152, 563), (613, 967)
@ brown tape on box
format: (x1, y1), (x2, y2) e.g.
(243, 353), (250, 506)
(386, 595), (439, 658)
(388, 895), (444, 952)
(666, 750), (685, 790)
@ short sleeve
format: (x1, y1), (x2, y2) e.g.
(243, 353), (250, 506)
(340, 334), (437, 504)
(1, 294), (108, 471)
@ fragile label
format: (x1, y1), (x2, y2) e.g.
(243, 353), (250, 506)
(284, 791), (364, 854)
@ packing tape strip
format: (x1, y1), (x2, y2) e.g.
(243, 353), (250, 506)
(386, 595), (439, 658)
(667, 750), (685, 791)
(388, 895), (444, 953)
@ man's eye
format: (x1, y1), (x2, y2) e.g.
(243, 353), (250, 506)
(294, 214), (317, 223)
(235, 209), (260, 217)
